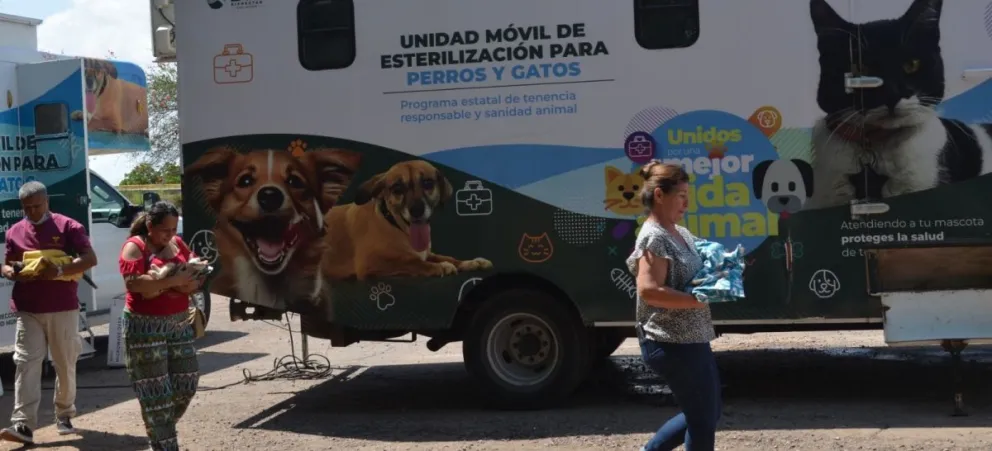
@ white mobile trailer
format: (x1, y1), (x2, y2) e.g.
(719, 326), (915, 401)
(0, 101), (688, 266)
(156, 0), (992, 411)
(0, 13), (173, 362)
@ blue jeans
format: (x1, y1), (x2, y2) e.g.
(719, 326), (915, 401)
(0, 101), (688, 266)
(639, 337), (722, 451)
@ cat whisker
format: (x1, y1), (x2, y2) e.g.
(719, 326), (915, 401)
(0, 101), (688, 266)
(916, 95), (943, 103)
(824, 107), (857, 129)
(820, 110), (860, 151)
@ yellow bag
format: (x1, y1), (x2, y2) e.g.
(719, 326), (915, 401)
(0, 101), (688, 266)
(18, 250), (82, 282)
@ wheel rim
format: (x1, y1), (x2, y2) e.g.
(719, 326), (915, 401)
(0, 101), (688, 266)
(485, 312), (559, 387)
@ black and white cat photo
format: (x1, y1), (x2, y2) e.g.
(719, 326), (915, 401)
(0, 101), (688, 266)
(806, 0), (992, 210)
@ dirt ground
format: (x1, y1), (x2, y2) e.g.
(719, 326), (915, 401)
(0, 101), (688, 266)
(1, 298), (990, 451)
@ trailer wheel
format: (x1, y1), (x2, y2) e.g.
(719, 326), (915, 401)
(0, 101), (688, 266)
(463, 288), (590, 410)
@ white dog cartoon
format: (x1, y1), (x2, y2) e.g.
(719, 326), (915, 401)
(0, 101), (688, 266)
(752, 159), (814, 218)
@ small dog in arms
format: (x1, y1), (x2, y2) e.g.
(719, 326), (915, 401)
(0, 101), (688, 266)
(145, 257), (213, 297)
(148, 257), (213, 280)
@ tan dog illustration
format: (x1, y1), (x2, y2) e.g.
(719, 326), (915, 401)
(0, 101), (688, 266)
(322, 160), (493, 280)
(70, 58), (149, 136)
(186, 146), (362, 310)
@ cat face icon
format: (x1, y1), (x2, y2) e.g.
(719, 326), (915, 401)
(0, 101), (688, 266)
(604, 166), (645, 216)
(518, 232), (554, 263)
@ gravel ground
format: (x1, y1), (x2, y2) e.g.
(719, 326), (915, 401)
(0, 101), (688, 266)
(0, 298), (989, 451)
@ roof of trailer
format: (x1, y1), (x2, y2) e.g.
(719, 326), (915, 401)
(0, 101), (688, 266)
(0, 13), (42, 27)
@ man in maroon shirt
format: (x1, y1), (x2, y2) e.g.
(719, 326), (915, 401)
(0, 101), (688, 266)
(0, 181), (97, 445)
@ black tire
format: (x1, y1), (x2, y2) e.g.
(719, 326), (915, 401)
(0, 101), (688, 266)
(591, 327), (627, 361)
(191, 289), (211, 327)
(462, 288), (591, 410)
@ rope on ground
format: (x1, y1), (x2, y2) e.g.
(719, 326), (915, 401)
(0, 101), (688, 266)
(241, 312), (334, 383)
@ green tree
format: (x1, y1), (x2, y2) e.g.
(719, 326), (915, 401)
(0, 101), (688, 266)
(141, 62), (180, 167)
(160, 162), (182, 184)
(119, 163), (163, 186)
(103, 50), (181, 170)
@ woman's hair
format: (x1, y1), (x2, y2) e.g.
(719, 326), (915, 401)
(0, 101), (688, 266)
(129, 200), (181, 237)
(638, 160), (690, 212)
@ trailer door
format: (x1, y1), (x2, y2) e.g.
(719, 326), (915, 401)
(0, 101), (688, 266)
(15, 59), (95, 313)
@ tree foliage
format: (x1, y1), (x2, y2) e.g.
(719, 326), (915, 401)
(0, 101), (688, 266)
(160, 162), (182, 184)
(120, 161), (182, 186)
(141, 62), (180, 168)
(119, 163), (163, 185)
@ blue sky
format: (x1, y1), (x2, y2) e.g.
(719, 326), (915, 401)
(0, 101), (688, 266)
(1, 0), (70, 21)
(2, 0), (157, 184)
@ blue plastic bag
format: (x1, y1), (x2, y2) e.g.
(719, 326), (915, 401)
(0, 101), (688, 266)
(685, 239), (746, 303)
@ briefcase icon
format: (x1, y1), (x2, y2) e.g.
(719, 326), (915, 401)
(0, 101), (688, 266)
(626, 135), (653, 157)
(455, 181), (493, 216)
(214, 44), (253, 84)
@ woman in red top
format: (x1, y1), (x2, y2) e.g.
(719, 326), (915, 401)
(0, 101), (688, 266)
(117, 201), (201, 451)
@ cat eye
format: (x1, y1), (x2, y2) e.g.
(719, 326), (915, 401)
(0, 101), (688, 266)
(903, 59), (920, 74)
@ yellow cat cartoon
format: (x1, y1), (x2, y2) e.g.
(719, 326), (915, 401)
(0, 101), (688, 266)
(604, 165), (644, 216)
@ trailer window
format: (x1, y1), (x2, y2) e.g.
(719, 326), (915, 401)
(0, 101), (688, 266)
(34, 103), (69, 136)
(634, 0), (700, 50)
(297, 0), (356, 70)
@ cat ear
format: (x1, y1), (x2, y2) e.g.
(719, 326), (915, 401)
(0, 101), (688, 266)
(902, 0), (942, 33)
(605, 166), (623, 183)
(809, 0), (851, 36)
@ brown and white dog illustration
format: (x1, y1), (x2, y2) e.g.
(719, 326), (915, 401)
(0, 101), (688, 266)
(186, 146), (362, 310)
(322, 159), (493, 281)
(70, 58), (149, 136)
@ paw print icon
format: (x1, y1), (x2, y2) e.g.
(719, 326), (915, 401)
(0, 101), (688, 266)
(370, 282), (395, 311)
(288, 139), (307, 157)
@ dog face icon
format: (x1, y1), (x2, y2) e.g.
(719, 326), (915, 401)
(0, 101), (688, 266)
(752, 159), (814, 217)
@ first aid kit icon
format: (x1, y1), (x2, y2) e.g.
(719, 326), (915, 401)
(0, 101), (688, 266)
(455, 181), (493, 216)
(624, 131), (656, 164)
(214, 44), (253, 84)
